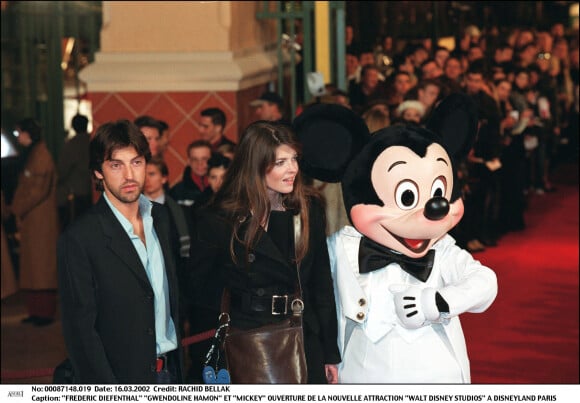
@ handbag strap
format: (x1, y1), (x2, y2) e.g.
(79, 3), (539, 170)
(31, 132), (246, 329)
(293, 214), (303, 299)
(220, 288), (232, 315)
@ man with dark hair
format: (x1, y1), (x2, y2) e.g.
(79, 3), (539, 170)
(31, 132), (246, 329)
(134, 115), (169, 158)
(348, 64), (390, 115)
(420, 58), (444, 80)
(56, 114), (92, 230)
(169, 139), (212, 207)
(199, 107), (236, 151)
(57, 119), (183, 383)
(144, 156), (191, 262)
(440, 55), (465, 94)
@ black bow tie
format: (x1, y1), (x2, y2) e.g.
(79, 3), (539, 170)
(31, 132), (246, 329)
(358, 237), (435, 282)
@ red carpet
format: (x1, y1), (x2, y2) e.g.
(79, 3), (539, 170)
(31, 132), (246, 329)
(461, 162), (579, 384)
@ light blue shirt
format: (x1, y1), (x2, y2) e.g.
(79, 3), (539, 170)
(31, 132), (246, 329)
(103, 193), (178, 355)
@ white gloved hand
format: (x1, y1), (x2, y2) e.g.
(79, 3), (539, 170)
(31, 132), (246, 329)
(389, 284), (441, 329)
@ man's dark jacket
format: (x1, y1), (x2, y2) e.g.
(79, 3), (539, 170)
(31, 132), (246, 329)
(57, 196), (184, 383)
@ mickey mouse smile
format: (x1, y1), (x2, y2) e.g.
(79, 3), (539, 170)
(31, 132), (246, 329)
(381, 224), (430, 254)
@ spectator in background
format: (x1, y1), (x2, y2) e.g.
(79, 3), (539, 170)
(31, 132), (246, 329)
(10, 118), (59, 326)
(345, 24), (360, 56)
(440, 55), (465, 94)
(493, 42), (515, 66)
(169, 140), (212, 208)
(362, 106), (390, 133)
(184, 151), (230, 382)
(550, 22), (566, 40)
(416, 79), (444, 121)
(384, 71), (415, 118)
(326, 88), (351, 110)
(1, 190), (18, 300)
(217, 142), (236, 161)
(191, 152), (230, 211)
(434, 46), (451, 69)
(346, 50), (361, 84)
(134, 115), (169, 158)
(464, 24), (483, 48)
(564, 45), (578, 160)
(394, 100), (425, 125)
(467, 44), (486, 64)
(408, 44), (430, 78)
(514, 28), (536, 50)
(56, 114), (93, 230)
(494, 78), (527, 234)
(420, 58), (444, 80)
(349, 64), (390, 115)
(491, 42), (516, 82)
(144, 156), (191, 263)
(250, 91), (288, 124)
(391, 50), (417, 79)
(515, 43), (539, 68)
(463, 66), (503, 251)
(348, 44), (385, 85)
(198, 108), (237, 152)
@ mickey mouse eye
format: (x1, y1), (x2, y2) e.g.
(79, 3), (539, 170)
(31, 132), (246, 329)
(431, 176), (447, 198)
(395, 180), (419, 210)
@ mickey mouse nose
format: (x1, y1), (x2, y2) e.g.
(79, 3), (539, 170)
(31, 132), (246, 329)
(424, 196), (449, 221)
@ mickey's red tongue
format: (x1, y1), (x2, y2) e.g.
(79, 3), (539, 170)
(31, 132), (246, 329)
(404, 239), (424, 249)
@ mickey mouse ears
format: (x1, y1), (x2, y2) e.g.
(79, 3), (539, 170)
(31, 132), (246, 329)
(293, 103), (370, 183)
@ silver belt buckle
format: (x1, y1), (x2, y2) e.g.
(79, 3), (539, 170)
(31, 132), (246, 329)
(271, 295), (288, 315)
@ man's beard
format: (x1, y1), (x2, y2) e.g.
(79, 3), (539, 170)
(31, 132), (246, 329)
(107, 180), (143, 204)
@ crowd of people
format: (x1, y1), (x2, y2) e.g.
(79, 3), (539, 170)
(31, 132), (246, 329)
(0, 19), (577, 385)
(323, 21), (579, 253)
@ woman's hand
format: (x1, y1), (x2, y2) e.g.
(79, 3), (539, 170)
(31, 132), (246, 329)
(325, 364), (339, 384)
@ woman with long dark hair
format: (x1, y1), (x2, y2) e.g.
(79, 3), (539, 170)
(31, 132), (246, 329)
(189, 121), (341, 383)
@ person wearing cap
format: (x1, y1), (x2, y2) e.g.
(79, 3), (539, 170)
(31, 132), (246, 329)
(250, 91), (286, 123)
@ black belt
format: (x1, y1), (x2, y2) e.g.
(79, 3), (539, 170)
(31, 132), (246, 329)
(230, 290), (294, 315)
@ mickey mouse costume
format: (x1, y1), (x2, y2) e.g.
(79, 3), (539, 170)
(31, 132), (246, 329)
(293, 94), (498, 383)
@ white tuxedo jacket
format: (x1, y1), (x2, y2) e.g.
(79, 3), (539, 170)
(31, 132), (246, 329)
(327, 226), (497, 383)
